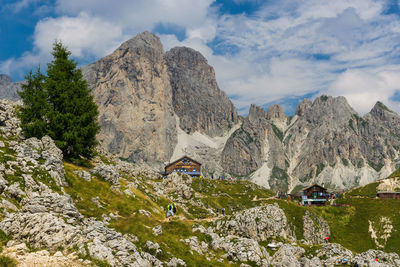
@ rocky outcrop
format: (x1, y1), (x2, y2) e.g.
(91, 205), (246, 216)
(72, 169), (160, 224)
(302, 211), (330, 244)
(0, 99), (21, 137)
(0, 74), (21, 101)
(91, 163), (120, 186)
(166, 47), (238, 137)
(83, 31), (177, 165)
(270, 244), (305, 267)
(215, 204), (293, 241)
(159, 172), (193, 199)
(14, 136), (67, 186)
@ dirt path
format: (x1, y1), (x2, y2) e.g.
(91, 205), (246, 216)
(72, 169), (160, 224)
(161, 215), (218, 223)
(252, 195), (276, 201)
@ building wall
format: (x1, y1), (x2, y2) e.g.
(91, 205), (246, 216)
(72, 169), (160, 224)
(165, 159), (201, 174)
(377, 193), (400, 199)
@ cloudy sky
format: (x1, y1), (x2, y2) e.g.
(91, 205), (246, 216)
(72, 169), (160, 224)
(1, 0), (400, 115)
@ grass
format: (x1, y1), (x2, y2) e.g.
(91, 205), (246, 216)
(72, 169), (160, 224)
(192, 178), (274, 215)
(270, 123), (283, 141)
(389, 167), (400, 178)
(265, 199), (307, 240)
(346, 182), (379, 198)
(269, 167), (289, 192)
(63, 162), (247, 266)
(0, 255), (16, 267)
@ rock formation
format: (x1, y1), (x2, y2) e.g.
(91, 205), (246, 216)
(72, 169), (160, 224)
(83, 31), (177, 165)
(0, 74), (21, 102)
(166, 47), (238, 136)
(222, 95), (400, 192)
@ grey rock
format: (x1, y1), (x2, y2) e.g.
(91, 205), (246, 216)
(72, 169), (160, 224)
(139, 209), (151, 217)
(166, 46), (238, 137)
(145, 240), (162, 256)
(182, 236), (208, 255)
(316, 243), (353, 266)
(152, 225), (162, 236)
(0, 212), (84, 251)
(0, 99), (22, 137)
(354, 249), (400, 267)
(91, 163), (120, 186)
(302, 211), (330, 244)
(41, 136), (66, 186)
(0, 199), (18, 211)
(0, 173), (9, 192)
(161, 172), (193, 199)
(73, 170), (91, 181)
(0, 74), (21, 101)
(270, 244), (304, 267)
(83, 31), (177, 166)
(5, 183), (26, 200)
(215, 204), (293, 241)
(166, 257), (186, 267)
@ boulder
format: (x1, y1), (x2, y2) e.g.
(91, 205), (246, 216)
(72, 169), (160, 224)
(215, 203), (293, 241)
(91, 163), (120, 186)
(302, 211), (330, 244)
(270, 244), (305, 267)
(162, 172), (193, 199)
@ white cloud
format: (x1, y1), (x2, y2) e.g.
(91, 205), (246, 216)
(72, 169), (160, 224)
(3, 0), (39, 13)
(3, 0), (400, 116)
(327, 67), (400, 114)
(34, 12), (124, 58)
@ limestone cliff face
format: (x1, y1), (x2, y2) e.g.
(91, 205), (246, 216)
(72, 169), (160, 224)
(222, 96), (400, 192)
(0, 74), (21, 101)
(166, 47), (238, 137)
(83, 31), (176, 165)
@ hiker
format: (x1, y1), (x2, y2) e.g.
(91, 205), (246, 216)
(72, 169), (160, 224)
(216, 208), (219, 216)
(172, 202), (177, 214)
(353, 262), (359, 267)
(166, 204), (174, 218)
(221, 207), (225, 216)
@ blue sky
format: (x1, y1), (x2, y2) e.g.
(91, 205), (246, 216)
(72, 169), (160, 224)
(2, 0), (400, 115)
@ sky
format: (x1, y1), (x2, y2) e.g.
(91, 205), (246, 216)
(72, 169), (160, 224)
(1, 0), (400, 115)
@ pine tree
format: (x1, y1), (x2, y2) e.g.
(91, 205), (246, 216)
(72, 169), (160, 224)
(45, 41), (100, 159)
(17, 68), (50, 138)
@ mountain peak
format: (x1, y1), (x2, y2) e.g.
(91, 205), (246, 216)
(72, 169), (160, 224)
(167, 47), (208, 68)
(120, 31), (163, 52)
(0, 74), (12, 86)
(267, 104), (286, 120)
(295, 99), (312, 116)
(372, 101), (394, 113)
(248, 104), (268, 124)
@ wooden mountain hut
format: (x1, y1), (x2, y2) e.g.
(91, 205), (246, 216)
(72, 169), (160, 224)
(164, 156), (201, 177)
(301, 184), (328, 206)
(377, 191), (400, 199)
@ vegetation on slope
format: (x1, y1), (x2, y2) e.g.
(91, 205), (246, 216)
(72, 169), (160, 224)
(62, 158), (400, 264)
(64, 162), (276, 266)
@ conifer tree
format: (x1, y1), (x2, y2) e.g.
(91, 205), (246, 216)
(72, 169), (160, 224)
(45, 41), (100, 159)
(18, 68), (50, 138)
(18, 41), (100, 159)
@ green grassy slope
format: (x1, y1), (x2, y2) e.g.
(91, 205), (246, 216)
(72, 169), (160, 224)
(62, 159), (400, 264)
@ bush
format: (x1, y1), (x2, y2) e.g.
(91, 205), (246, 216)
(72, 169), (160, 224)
(0, 255), (16, 267)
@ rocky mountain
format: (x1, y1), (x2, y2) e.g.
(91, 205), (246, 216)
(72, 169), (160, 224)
(166, 47), (238, 137)
(81, 31), (400, 192)
(83, 32), (177, 165)
(83, 32), (239, 170)
(223, 96), (400, 192)
(0, 99), (398, 266)
(0, 74), (21, 102)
